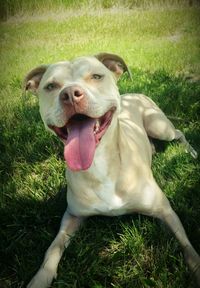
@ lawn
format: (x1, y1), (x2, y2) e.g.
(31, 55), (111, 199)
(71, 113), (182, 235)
(0, 1), (200, 287)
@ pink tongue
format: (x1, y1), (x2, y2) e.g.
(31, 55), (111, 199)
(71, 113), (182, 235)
(64, 118), (96, 171)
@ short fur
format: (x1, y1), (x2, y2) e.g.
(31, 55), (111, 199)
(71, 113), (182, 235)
(24, 53), (200, 288)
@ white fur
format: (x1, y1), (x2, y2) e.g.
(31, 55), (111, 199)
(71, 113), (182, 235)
(25, 55), (200, 288)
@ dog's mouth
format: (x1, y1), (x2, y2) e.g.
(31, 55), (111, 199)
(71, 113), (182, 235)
(49, 108), (115, 171)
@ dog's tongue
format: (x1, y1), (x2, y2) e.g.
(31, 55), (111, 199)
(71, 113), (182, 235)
(64, 118), (96, 171)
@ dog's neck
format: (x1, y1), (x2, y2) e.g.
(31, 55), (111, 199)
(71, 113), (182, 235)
(98, 114), (119, 150)
(93, 114), (120, 164)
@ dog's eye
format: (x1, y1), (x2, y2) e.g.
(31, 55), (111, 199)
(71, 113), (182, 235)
(91, 74), (104, 80)
(45, 83), (58, 91)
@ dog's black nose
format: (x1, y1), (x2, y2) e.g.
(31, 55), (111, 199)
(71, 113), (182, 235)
(59, 86), (84, 105)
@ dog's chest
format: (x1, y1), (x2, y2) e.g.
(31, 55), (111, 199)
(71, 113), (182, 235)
(68, 177), (127, 216)
(67, 152), (128, 216)
(91, 178), (127, 215)
(92, 153), (126, 214)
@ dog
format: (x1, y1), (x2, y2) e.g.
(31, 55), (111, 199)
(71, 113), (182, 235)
(24, 53), (200, 288)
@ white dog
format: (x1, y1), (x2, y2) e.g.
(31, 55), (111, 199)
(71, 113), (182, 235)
(24, 53), (200, 288)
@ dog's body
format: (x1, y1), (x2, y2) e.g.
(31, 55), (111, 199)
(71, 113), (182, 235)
(25, 53), (200, 288)
(66, 93), (174, 218)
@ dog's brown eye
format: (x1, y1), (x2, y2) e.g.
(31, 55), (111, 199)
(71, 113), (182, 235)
(91, 74), (103, 80)
(45, 83), (57, 91)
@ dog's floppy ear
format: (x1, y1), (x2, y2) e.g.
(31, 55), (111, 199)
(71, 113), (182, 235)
(95, 52), (132, 80)
(24, 65), (48, 94)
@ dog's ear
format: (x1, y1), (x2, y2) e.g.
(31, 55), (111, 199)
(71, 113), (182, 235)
(95, 53), (132, 80)
(24, 65), (48, 94)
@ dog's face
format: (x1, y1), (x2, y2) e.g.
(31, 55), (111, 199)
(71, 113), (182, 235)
(24, 53), (130, 171)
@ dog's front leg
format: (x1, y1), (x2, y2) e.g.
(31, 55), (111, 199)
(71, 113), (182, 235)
(27, 210), (83, 288)
(153, 192), (200, 286)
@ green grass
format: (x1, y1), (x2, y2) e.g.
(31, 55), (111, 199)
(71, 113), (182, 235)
(1, 0), (199, 20)
(0, 2), (200, 288)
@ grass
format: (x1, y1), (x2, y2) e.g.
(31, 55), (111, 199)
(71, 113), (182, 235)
(0, 1), (200, 287)
(1, 0), (199, 20)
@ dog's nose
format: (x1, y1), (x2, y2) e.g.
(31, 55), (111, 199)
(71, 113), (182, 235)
(59, 86), (84, 105)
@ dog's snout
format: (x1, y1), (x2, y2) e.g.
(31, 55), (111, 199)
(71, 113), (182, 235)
(59, 89), (70, 103)
(74, 89), (83, 98)
(59, 86), (84, 105)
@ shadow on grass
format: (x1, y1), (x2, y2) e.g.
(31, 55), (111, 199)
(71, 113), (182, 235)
(0, 186), (67, 288)
(0, 97), (63, 185)
(0, 69), (200, 287)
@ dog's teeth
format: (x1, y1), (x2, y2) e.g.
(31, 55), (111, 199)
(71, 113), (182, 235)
(94, 120), (100, 134)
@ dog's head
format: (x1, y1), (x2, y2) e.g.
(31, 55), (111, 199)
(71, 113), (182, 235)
(24, 53), (130, 171)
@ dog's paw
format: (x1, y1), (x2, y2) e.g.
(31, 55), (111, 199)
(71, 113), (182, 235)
(186, 144), (198, 159)
(183, 140), (198, 159)
(193, 265), (200, 287)
(27, 267), (57, 288)
(184, 246), (200, 287)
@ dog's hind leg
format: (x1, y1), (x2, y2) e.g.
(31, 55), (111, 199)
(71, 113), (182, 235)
(27, 211), (83, 288)
(143, 104), (197, 158)
(174, 129), (198, 158)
